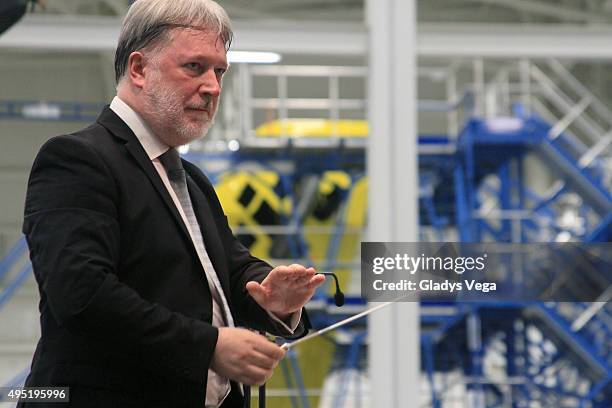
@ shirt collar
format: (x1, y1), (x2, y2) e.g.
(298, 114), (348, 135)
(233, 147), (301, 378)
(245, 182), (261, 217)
(109, 96), (169, 160)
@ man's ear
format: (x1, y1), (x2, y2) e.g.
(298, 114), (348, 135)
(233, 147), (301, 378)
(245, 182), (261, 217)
(127, 51), (147, 89)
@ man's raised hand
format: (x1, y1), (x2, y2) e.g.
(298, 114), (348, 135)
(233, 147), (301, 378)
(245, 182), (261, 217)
(245, 264), (326, 317)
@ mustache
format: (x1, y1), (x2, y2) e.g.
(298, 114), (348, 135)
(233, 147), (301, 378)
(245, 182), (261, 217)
(187, 95), (213, 111)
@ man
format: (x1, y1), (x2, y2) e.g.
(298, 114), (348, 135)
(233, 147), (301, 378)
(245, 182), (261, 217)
(19, 0), (325, 407)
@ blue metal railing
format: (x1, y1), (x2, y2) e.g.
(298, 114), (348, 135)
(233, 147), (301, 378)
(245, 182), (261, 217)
(0, 236), (32, 311)
(0, 237), (33, 404)
(0, 237), (27, 282)
(0, 263), (33, 311)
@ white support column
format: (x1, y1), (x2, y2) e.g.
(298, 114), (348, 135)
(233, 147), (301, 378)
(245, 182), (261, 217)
(366, 0), (419, 407)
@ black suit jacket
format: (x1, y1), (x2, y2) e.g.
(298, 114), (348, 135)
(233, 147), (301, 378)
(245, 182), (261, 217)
(20, 107), (308, 407)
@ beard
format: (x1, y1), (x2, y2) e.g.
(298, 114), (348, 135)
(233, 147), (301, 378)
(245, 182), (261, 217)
(141, 71), (215, 147)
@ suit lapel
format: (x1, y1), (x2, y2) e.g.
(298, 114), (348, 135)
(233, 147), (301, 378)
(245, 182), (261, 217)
(96, 107), (192, 246)
(125, 143), (193, 242)
(185, 172), (232, 300)
(97, 106), (232, 301)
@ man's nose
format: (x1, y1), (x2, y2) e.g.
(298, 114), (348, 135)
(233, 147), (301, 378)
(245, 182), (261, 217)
(199, 69), (221, 97)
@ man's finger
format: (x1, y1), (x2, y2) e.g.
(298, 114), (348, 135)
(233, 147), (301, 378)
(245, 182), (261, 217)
(246, 281), (262, 292)
(290, 272), (310, 285)
(271, 265), (292, 280)
(246, 281), (266, 302)
(252, 339), (286, 360)
(289, 264), (311, 282)
(245, 350), (278, 370)
(241, 365), (273, 386)
(289, 263), (307, 273)
(307, 274), (326, 289)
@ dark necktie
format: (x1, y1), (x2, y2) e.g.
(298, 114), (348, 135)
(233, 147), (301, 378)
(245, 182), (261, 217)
(159, 148), (235, 328)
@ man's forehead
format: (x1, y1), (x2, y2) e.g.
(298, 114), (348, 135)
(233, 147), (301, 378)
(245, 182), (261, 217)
(165, 27), (227, 54)
(168, 26), (224, 43)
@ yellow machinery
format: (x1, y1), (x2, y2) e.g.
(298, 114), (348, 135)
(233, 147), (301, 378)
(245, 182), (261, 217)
(255, 119), (368, 138)
(213, 119), (368, 407)
(214, 170), (291, 260)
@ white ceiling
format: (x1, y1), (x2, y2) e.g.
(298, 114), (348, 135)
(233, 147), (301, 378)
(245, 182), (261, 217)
(30, 0), (612, 24)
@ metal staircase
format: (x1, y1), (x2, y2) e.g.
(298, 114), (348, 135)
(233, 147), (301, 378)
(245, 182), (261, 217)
(441, 58), (612, 407)
(456, 58), (612, 242)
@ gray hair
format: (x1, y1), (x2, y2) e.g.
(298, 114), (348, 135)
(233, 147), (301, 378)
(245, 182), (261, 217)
(114, 0), (233, 83)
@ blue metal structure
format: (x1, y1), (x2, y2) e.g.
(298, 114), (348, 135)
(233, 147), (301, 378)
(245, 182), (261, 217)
(439, 107), (612, 406)
(0, 237), (31, 311)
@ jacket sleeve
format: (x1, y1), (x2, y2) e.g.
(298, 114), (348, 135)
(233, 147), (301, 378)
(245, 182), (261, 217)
(225, 227), (311, 338)
(23, 135), (218, 383)
(188, 165), (311, 339)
